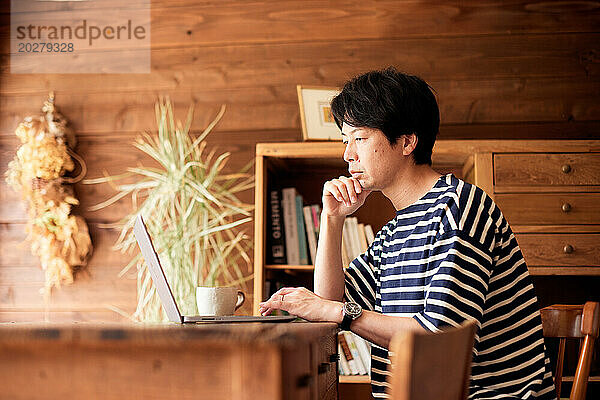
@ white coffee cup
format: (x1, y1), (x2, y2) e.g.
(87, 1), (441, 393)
(196, 286), (245, 316)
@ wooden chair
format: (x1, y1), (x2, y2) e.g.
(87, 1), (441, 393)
(387, 320), (477, 400)
(540, 302), (600, 400)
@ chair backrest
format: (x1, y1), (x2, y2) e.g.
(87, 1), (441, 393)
(387, 320), (478, 400)
(540, 302), (600, 400)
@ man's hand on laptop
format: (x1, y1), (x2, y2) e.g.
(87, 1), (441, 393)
(259, 287), (343, 324)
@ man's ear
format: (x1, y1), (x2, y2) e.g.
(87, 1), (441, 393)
(401, 133), (418, 156)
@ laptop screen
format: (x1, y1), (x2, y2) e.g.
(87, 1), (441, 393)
(133, 215), (183, 323)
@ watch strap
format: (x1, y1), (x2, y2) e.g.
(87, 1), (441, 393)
(340, 313), (353, 331)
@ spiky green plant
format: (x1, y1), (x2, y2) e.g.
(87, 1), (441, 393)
(84, 99), (254, 322)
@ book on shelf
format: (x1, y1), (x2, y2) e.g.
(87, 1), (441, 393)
(343, 331), (368, 375)
(303, 205), (317, 264)
(338, 331), (360, 375)
(364, 224), (375, 246)
(340, 218), (375, 267)
(350, 217), (364, 257)
(310, 204), (321, 241)
(357, 223), (368, 253)
(340, 234), (351, 268)
(338, 342), (351, 375)
(267, 189), (286, 264)
(281, 188), (300, 265)
(269, 187), (375, 269)
(295, 194), (309, 265)
(353, 334), (371, 373)
(338, 331), (371, 376)
(342, 219), (355, 262)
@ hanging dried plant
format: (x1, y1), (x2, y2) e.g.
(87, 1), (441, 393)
(5, 93), (93, 299)
(83, 98), (254, 322)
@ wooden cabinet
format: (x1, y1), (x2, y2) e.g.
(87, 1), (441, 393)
(488, 146), (600, 276)
(253, 140), (600, 391)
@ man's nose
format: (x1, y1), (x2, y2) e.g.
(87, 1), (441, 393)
(343, 143), (356, 163)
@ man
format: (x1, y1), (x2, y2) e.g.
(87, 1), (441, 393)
(259, 68), (555, 399)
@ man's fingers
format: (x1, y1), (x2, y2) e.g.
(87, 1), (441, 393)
(271, 287), (296, 298)
(352, 178), (362, 195)
(340, 177), (359, 203)
(324, 181), (345, 203)
(260, 307), (273, 316)
(332, 180), (352, 205)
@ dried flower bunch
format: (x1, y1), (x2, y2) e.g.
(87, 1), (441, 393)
(5, 93), (93, 298)
(84, 99), (254, 322)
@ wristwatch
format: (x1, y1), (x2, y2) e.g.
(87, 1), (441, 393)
(340, 302), (363, 331)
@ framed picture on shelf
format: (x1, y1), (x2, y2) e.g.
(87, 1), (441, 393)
(297, 85), (341, 141)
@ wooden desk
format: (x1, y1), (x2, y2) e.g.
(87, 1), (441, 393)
(0, 321), (338, 400)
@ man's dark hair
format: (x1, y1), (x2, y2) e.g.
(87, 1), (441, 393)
(330, 67), (440, 165)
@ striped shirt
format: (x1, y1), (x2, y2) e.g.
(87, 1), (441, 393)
(344, 174), (556, 400)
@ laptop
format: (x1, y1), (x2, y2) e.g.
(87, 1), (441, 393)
(133, 215), (296, 324)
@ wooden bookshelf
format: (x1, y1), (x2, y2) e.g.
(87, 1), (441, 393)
(265, 264), (315, 271)
(253, 140), (600, 386)
(339, 375), (371, 384)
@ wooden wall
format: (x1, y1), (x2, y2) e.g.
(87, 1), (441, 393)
(1, 1), (599, 322)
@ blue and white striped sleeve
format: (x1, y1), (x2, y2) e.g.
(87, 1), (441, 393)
(413, 229), (493, 332)
(343, 243), (379, 312)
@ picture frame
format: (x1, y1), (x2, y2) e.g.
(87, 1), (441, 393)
(297, 85), (341, 141)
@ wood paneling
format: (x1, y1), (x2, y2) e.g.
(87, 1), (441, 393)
(0, 223), (136, 312)
(0, 130), (292, 223)
(0, 0), (598, 323)
(3, 0), (600, 47)
(3, 33), (599, 93)
(2, 77), (599, 135)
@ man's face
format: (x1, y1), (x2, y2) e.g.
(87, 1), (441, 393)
(341, 123), (407, 191)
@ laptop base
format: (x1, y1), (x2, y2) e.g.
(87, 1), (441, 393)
(183, 315), (297, 323)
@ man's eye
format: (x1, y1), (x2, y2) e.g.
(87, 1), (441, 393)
(342, 141), (348, 145)
(355, 138), (364, 142)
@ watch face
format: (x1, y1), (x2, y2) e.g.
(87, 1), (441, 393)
(344, 302), (362, 318)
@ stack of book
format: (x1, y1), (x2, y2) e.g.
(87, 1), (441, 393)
(267, 187), (375, 266)
(340, 216), (375, 268)
(338, 331), (371, 376)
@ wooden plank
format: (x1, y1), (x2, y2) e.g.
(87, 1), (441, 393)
(0, 223), (134, 269)
(0, 323), (338, 399)
(473, 153), (494, 200)
(438, 121), (600, 140)
(495, 185), (600, 193)
(253, 154), (266, 315)
(529, 267), (600, 276)
(257, 140), (600, 159)
(339, 375), (371, 384)
(2, 33), (599, 94)
(0, 130), (297, 223)
(1, 77), (599, 136)
(0, 222), (136, 312)
(0, 311), (131, 323)
(3, 0), (599, 48)
(266, 265), (316, 271)
(513, 225), (600, 234)
(0, 87), (298, 135)
(0, 273), (136, 311)
(0, 341), (280, 399)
